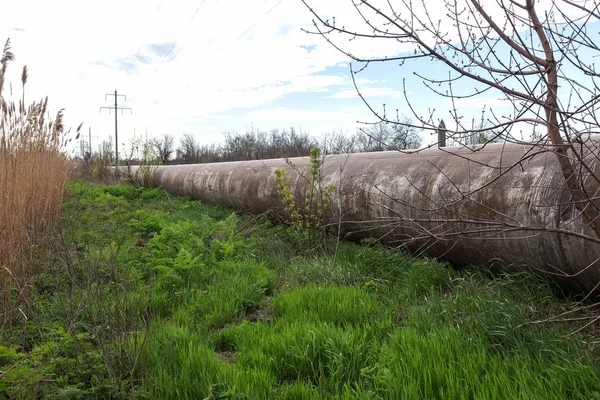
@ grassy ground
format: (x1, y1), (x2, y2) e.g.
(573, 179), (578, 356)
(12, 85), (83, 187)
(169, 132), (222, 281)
(1, 181), (599, 399)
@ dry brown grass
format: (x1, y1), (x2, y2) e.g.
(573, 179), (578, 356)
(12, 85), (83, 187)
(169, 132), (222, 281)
(0, 38), (81, 315)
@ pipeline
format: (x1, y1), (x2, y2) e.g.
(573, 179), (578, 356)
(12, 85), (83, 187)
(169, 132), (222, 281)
(130, 138), (600, 295)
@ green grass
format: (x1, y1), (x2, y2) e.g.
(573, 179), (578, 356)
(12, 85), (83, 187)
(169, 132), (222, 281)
(1, 181), (599, 399)
(270, 285), (383, 326)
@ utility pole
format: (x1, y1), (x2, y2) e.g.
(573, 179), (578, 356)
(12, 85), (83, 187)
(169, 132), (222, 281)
(100, 90), (131, 163)
(88, 127), (92, 155)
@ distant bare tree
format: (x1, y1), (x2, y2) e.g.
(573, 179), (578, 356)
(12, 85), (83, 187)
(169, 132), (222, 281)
(319, 129), (357, 154)
(197, 143), (222, 163)
(222, 127), (316, 161)
(285, 127), (316, 157)
(389, 117), (422, 150)
(356, 122), (388, 152)
(222, 130), (257, 161)
(448, 107), (503, 146)
(177, 133), (201, 164)
(100, 138), (114, 163)
(357, 118), (422, 152)
(175, 133), (223, 164)
(151, 133), (175, 165)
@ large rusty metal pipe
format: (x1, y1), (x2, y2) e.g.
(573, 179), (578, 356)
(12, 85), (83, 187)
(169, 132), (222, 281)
(130, 139), (600, 295)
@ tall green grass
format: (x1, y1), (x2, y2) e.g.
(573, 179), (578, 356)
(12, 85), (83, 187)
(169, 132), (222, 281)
(1, 182), (599, 399)
(270, 284), (382, 326)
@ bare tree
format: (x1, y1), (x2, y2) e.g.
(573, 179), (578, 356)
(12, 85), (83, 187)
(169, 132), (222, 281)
(100, 138), (114, 163)
(151, 133), (175, 165)
(300, 1), (600, 295)
(318, 129), (357, 154)
(389, 116), (422, 150)
(177, 133), (201, 164)
(222, 127), (316, 161)
(356, 117), (422, 152)
(222, 129), (257, 161)
(449, 107), (504, 146)
(303, 0), (600, 239)
(356, 122), (388, 152)
(197, 143), (222, 163)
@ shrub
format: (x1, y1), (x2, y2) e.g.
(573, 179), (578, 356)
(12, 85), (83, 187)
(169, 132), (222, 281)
(274, 146), (336, 254)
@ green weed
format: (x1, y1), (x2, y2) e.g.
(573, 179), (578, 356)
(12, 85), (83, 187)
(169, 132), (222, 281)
(274, 146), (336, 255)
(2, 182), (600, 399)
(270, 285), (382, 326)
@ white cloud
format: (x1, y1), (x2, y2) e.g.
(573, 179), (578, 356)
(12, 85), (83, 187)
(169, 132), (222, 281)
(0, 0), (359, 149)
(244, 106), (362, 124)
(0, 0), (595, 156)
(326, 87), (402, 99)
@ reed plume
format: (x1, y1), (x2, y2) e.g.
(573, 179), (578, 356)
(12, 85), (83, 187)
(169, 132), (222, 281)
(0, 38), (80, 312)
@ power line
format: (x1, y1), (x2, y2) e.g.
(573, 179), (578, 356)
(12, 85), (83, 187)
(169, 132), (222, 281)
(126, 44), (145, 76)
(100, 90), (132, 163)
(147, 0), (286, 107)
(169, 0), (283, 65)
(154, 42), (178, 72)
(191, 0), (207, 20)
(219, 0), (286, 50)
(154, 0), (207, 73)
(265, 0), (285, 16)
(125, 0), (173, 77)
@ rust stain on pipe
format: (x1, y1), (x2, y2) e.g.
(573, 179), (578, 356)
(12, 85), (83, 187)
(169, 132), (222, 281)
(130, 139), (600, 295)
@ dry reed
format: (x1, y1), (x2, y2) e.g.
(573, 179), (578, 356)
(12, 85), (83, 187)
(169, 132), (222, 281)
(0, 38), (81, 313)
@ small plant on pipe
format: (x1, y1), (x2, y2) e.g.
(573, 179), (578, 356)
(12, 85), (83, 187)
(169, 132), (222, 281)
(122, 134), (162, 188)
(274, 146), (337, 256)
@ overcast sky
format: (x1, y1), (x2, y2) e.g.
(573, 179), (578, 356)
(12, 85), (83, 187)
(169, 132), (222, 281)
(1, 0), (597, 157)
